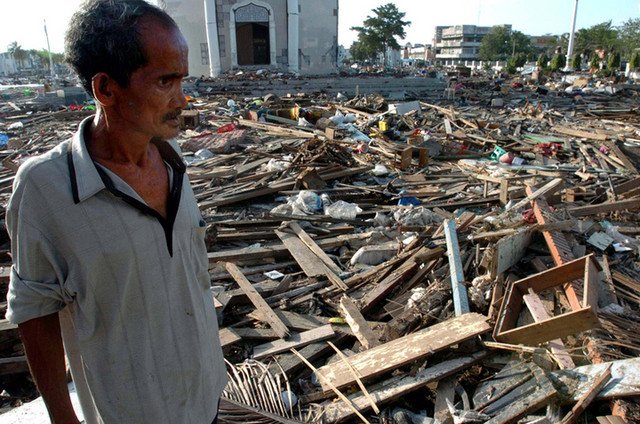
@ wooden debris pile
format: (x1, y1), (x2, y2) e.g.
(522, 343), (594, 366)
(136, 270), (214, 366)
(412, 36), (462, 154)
(1, 75), (640, 422)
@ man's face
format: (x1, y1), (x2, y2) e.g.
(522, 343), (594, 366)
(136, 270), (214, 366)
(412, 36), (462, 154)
(114, 18), (189, 141)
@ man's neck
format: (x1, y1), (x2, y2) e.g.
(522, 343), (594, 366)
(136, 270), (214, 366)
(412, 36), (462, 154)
(87, 109), (152, 166)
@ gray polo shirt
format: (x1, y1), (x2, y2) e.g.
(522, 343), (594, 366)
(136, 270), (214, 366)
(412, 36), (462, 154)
(6, 117), (227, 424)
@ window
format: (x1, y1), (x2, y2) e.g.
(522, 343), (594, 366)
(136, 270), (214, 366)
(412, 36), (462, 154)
(201, 43), (209, 65)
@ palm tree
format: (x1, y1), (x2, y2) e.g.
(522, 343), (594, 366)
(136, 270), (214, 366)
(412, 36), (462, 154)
(7, 41), (27, 70)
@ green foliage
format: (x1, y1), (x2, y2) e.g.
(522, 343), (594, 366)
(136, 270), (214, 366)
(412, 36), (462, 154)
(7, 41), (28, 69)
(349, 40), (376, 62)
(571, 54), (582, 70)
(607, 51), (621, 71)
(618, 18), (640, 57)
(575, 21), (620, 58)
(549, 53), (566, 71)
(537, 53), (549, 68)
(630, 51), (640, 70)
(350, 3), (410, 65)
(505, 52), (527, 74)
(479, 27), (531, 61)
(589, 53), (601, 70)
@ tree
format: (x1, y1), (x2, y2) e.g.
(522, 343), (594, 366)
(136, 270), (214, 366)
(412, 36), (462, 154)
(351, 3), (410, 66)
(571, 53), (582, 71)
(537, 53), (549, 68)
(479, 26), (511, 61)
(550, 53), (566, 71)
(607, 51), (621, 71)
(479, 27), (532, 61)
(617, 18), (640, 57)
(7, 41), (27, 70)
(505, 53), (526, 74)
(590, 53), (601, 71)
(630, 51), (640, 70)
(349, 40), (377, 63)
(575, 21), (620, 58)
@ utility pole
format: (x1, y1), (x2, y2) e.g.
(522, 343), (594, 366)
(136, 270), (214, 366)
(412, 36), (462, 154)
(565, 0), (579, 71)
(44, 20), (55, 79)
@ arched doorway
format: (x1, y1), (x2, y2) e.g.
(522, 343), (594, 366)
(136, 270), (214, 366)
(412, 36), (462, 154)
(230, 1), (276, 67)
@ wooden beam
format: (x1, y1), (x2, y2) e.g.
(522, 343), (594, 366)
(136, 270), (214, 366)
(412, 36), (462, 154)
(276, 230), (347, 291)
(323, 351), (488, 423)
(340, 296), (380, 350)
(553, 126), (607, 141)
(568, 198), (640, 217)
(315, 313), (490, 393)
(224, 262), (290, 338)
(560, 364), (613, 424)
(288, 222), (344, 275)
(253, 325), (336, 360)
(522, 294), (575, 369)
(209, 233), (370, 263)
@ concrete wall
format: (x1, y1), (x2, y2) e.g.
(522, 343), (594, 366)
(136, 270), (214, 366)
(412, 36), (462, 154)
(0, 54), (18, 76)
(216, 0), (288, 72)
(160, 0), (211, 77)
(160, 0), (338, 76)
(298, 0), (338, 74)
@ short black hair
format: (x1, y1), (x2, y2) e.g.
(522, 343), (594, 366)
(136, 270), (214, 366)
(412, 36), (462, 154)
(65, 0), (179, 95)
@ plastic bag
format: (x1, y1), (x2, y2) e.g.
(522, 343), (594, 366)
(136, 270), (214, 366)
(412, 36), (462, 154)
(293, 191), (322, 214)
(325, 200), (362, 220)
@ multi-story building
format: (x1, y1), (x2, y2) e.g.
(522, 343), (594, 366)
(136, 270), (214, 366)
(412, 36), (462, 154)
(403, 43), (435, 64)
(434, 24), (512, 64)
(529, 35), (559, 56)
(157, 0), (339, 77)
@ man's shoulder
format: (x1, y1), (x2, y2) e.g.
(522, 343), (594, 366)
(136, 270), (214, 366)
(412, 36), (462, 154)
(14, 140), (71, 192)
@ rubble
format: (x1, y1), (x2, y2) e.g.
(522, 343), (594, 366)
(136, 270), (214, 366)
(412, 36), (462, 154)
(1, 71), (640, 423)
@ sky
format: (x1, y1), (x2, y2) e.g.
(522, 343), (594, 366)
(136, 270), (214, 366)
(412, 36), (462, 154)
(0, 0), (639, 54)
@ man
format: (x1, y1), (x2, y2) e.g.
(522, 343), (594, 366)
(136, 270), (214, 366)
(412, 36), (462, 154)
(5, 1), (227, 423)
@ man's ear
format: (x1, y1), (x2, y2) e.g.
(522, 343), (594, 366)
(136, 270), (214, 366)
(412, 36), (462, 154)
(91, 73), (115, 107)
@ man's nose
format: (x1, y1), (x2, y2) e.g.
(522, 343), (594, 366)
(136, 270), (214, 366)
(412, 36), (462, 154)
(173, 85), (188, 109)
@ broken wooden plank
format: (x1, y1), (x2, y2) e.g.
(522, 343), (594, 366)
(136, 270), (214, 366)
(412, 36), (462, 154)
(553, 126), (607, 141)
(568, 198), (640, 217)
(276, 229), (347, 291)
(315, 313), (490, 393)
(253, 325), (336, 360)
(553, 357), (640, 401)
(502, 177), (563, 215)
(289, 222), (343, 275)
(323, 351), (488, 423)
(339, 296), (380, 350)
(225, 262), (290, 338)
(209, 233), (370, 263)
(444, 219), (470, 316)
(359, 247), (443, 314)
(485, 363), (557, 424)
(248, 310), (324, 332)
(434, 377), (456, 424)
(560, 364), (612, 424)
(522, 294), (575, 369)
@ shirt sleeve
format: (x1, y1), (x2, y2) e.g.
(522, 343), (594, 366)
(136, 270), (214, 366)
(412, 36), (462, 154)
(5, 170), (73, 325)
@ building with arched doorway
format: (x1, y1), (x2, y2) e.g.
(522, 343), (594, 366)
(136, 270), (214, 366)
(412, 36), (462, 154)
(157, 0), (339, 77)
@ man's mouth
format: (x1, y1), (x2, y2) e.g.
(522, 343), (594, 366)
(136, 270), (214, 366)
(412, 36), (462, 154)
(164, 111), (182, 126)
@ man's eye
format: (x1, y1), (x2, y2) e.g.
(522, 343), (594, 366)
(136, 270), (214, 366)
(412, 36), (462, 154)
(159, 78), (171, 86)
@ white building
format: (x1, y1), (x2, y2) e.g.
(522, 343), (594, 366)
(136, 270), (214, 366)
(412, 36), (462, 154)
(434, 24), (512, 64)
(0, 53), (18, 76)
(157, 0), (339, 77)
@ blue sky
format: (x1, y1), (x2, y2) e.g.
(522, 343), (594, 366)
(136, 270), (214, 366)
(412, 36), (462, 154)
(1, 0), (638, 53)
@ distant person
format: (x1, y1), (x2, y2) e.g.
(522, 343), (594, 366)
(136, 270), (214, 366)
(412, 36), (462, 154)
(5, 1), (227, 423)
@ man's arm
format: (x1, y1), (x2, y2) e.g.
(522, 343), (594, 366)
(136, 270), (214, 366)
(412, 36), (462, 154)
(19, 312), (81, 424)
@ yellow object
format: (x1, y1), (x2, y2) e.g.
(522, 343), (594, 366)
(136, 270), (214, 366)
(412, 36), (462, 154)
(328, 317), (347, 325)
(378, 120), (388, 131)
